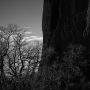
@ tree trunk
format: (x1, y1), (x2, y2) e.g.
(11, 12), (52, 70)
(0, 57), (6, 90)
(38, 0), (89, 90)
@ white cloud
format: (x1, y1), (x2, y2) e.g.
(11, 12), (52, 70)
(24, 31), (32, 35)
(23, 27), (32, 29)
(24, 36), (43, 41)
(21, 27), (43, 42)
(22, 26), (32, 34)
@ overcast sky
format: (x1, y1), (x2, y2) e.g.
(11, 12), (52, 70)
(0, 0), (43, 38)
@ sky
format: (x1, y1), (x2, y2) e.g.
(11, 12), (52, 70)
(0, 0), (43, 41)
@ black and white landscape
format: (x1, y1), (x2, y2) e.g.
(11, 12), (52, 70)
(1, 0), (90, 90)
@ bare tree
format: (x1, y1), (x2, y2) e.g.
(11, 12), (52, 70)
(0, 24), (18, 89)
(5, 25), (41, 76)
(0, 24), (42, 90)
